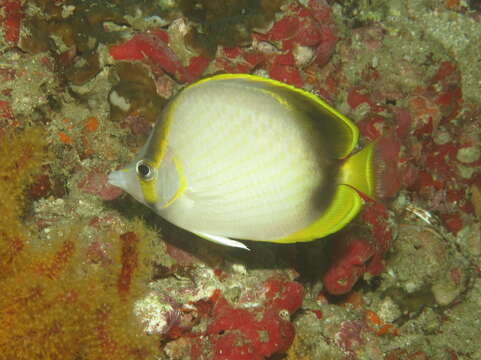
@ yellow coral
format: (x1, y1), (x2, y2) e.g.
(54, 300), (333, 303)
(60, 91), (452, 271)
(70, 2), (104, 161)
(0, 128), (160, 360)
(0, 127), (48, 277)
(0, 225), (158, 360)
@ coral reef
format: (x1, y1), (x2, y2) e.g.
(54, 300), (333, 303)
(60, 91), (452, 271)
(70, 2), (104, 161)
(1, 0), (480, 359)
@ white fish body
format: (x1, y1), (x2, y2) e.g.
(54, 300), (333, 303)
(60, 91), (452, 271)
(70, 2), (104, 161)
(109, 74), (374, 249)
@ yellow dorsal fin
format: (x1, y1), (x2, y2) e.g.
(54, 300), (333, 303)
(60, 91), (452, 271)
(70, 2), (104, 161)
(276, 185), (363, 243)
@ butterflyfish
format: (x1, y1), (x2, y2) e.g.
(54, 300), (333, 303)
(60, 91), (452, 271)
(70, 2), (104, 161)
(108, 74), (380, 250)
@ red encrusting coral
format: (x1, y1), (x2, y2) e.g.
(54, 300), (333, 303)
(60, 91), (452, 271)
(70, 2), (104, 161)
(374, 134), (404, 199)
(107, 0), (337, 90)
(117, 231), (140, 299)
(322, 199), (394, 296)
(347, 87), (372, 109)
(398, 61), (479, 237)
(254, 0), (338, 86)
(0, 100), (15, 122)
(323, 237), (375, 295)
(264, 277), (304, 314)
(185, 277), (304, 360)
(207, 298), (294, 359)
(109, 31), (191, 82)
(185, 55), (211, 80)
(109, 29), (212, 84)
(1, 0), (22, 44)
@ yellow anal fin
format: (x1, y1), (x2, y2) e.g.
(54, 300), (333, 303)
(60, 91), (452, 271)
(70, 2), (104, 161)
(276, 185), (363, 243)
(339, 142), (376, 198)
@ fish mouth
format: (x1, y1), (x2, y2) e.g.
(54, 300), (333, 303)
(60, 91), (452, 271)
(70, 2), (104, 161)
(107, 169), (127, 189)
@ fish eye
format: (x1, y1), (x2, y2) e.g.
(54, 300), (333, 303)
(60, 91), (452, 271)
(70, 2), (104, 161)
(136, 160), (154, 181)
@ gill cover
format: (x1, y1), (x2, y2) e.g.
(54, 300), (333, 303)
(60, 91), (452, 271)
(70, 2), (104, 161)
(136, 147), (186, 209)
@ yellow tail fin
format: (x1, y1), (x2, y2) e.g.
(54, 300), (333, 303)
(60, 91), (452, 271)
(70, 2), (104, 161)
(339, 142), (376, 198)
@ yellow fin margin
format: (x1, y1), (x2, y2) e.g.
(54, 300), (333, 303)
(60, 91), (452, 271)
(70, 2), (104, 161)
(187, 73), (359, 159)
(276, 185), (363, 243)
